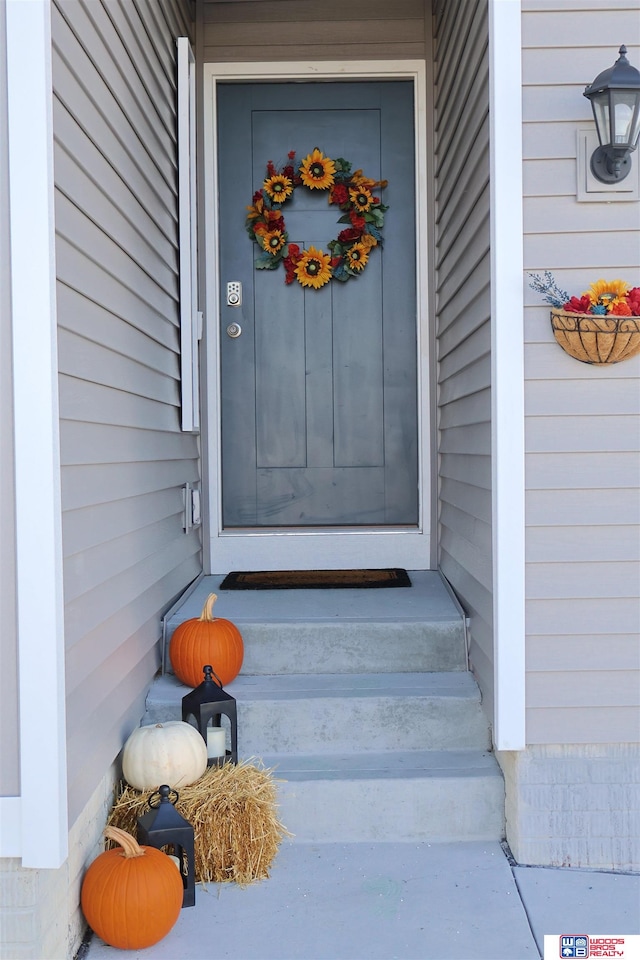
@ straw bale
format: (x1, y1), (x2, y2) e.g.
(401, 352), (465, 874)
(107, 760), (291, 885)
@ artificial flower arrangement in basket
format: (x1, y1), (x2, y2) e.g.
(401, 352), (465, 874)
(530, 273), (640, 364)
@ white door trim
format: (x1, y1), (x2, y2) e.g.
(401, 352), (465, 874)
(201, 60), (431, 572)
(177, 37), (200, 432)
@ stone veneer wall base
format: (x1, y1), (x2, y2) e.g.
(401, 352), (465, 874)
(0, 764), (117, 960)
(497, 744), (640, 872)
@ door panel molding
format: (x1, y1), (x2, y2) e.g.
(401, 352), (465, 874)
(202, 61), (432, 571)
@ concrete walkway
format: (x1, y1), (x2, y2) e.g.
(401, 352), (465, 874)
(84, 841), (639, 960)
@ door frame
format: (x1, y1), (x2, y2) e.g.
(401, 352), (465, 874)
(201, 60), (433, 572)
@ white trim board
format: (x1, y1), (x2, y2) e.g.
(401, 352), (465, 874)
(489, 0), (526, 751)
(201, 60), (432, 572)
(0, 798), (21, 857)
(178, 36), (201, 432)
(2, 0), (68, 866)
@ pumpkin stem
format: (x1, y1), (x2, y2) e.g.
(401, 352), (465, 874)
(104, 825), (146, 859)
(199, 593), (218, 622)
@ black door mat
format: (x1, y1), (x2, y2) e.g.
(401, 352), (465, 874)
(219, 569), (412, 590)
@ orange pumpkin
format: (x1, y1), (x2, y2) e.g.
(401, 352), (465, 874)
(169, 593), (244, 687)
(81, 826), (183, 950)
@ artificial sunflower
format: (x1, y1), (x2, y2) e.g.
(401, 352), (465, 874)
(294, 246), (332, 288)
(349, 187), (373, 212)
(299, 149), (336, 190)
(261, 229), (287, 255)
(263, 174), (293, 204)
(586, 279), (629, 312)
(346, 242), (369, 271)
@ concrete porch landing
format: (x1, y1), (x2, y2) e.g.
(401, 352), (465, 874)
(166, 570), (461, 622)
(83, 840), (640, 960)
(162, 570), (468, 676)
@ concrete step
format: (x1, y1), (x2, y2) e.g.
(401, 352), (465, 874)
(147, 573), (503, 846)
(162, 571), (468, 675)
(146, 672), (491, 754)
(230, 620), (466, 674)
(263, 749), (505, 842)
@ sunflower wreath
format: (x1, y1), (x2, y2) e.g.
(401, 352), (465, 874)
(245, 149), (388, 289)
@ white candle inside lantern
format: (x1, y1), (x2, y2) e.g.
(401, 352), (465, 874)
(168, 854), (181, 871)
(206, 726), (226, 759)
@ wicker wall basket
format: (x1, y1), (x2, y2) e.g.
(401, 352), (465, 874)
(550, 309), (640, 364)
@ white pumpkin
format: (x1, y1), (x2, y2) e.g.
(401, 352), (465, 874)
(122, 721), (207, 791)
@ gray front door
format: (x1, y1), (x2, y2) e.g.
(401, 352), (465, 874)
(217, 81), (417, 528)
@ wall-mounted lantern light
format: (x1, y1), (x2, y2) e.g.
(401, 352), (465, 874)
(584, 45), (640, 183)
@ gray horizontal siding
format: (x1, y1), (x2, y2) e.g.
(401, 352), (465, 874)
(433, 0), (493, 722)
(201, 0), (427, 62)
(527, 634), (640, 672)
(0, 8), (19, 797)
(52, 0), (198, 826)
(522, 2), (640, 745)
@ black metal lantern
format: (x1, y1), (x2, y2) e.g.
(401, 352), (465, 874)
(584, 45), (640, 183)
(137, 785), (196, 908)
(182, 665), (238, 765)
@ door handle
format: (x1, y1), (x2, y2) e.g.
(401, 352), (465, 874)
(226, 322), (242, 338)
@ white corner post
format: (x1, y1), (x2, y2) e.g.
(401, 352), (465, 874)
(5, 0), (68, 866)
(489, 0), (526, 750)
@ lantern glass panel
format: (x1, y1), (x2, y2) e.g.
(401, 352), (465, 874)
(631, 107), (640, 149)
(591, 91), (610, 145)
(613, 91), (638, 144)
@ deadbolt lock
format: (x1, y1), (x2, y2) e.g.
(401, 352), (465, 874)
(226, 281), (242, 307)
